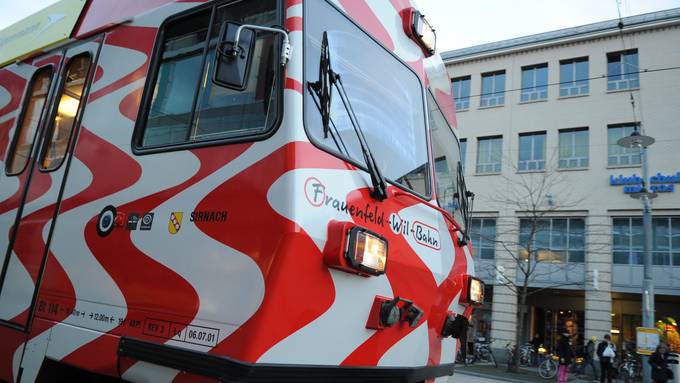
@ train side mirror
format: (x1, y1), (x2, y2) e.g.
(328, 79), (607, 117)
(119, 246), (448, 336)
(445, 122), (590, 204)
(213, 22), (256, 90)
(213, 23), (291, 91)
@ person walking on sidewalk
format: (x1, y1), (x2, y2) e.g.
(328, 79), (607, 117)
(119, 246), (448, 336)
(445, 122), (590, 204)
(556, 332), (573, 383)
(596, 334), (616, 383)
(584, 336), (599, 381)
(649, 343), (673, 383)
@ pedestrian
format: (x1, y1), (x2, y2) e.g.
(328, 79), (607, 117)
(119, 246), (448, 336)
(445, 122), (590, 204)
(532, 333), (542, 366)
(596, 334), (615, 383)
(649, 343), (674, 383)
(556, 332), (573, 383)
(585, 336), (599, 381)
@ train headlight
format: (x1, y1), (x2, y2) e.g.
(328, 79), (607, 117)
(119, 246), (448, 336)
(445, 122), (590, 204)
(346, 227), (387, 275)
(402, 8), (436, 56)
(461, 275), (485, 305)
(324, 221), (388, 277)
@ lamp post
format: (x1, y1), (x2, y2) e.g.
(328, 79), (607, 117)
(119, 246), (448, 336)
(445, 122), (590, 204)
(617, 128), (655, 383)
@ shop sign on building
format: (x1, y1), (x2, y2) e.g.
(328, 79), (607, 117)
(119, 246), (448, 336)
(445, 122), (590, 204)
(636, 327), (660, 355)
(610, 172), (680, 194)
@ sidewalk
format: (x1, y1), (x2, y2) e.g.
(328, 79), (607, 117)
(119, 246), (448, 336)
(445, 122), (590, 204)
(455, 363), (600, 383)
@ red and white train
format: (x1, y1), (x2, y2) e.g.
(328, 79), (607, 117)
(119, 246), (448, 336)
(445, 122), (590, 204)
(0, 0), (482, 381)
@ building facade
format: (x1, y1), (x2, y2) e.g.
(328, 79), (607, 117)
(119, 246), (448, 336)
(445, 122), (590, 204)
(443, 8), (680, 352)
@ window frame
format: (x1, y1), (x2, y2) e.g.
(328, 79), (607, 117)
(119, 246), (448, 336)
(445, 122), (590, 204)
(558, 127), (589, 169)
(613, 217), (645, 265)
(460, 138), (467, 171)
(476, 135), (502, 174)
(518, 131), (546, 172)
(38, 52), (94, 173)
(131, 0), (285, 155)
(301, 0), (433, 201)
(559, 57), (589, 97)
(519, 217), (586, 263)
(452, 75), (471, 111)
(480, 70), (505, 107)
(520, 63), (548, 102)
(5, 65), (56, 176)
(470, 218), (496, 260)
(607, 123), (641, 167)
(606, 49), (639, 91)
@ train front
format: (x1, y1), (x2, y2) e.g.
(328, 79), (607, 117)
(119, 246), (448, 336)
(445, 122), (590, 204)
(224, 1), (485, 381)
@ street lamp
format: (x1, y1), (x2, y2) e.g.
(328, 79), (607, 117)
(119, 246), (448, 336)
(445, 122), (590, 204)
(617, 127), (655, 383)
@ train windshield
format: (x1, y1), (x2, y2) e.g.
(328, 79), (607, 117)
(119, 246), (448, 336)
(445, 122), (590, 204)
(428, 92), (465, 229)
(304, 0), (430, 197)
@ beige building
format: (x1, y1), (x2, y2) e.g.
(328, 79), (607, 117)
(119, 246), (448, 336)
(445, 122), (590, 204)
(443, 8), (680, 352)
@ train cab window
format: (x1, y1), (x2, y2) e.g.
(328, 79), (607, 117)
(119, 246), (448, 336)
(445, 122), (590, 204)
(6, 67), (54, 175)
(41, 54), (92, 170)
(139, 0), (279, 149)
(428, 92), (463, 226)
(304, 0), (430, 197)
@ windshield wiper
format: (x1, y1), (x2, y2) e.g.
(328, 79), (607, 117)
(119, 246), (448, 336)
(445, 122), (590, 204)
(308, 32), (388, 201)
(454, 161), (474, 245)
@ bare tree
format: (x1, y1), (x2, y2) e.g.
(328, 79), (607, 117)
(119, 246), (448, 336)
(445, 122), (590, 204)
(476, 164), (610, 372)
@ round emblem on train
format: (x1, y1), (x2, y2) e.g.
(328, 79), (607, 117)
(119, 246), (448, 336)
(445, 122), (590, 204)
(97, 205), (117, 237)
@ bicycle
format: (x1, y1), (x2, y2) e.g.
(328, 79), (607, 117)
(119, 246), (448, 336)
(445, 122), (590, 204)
(468, 337), (498, 368)
(617, 352), (642, 383)
(519, 343), (534, 366)
(538, 354), (559, 379)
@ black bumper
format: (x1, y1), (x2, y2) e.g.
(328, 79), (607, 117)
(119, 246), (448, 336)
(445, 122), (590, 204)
(118, 337), (454, 382)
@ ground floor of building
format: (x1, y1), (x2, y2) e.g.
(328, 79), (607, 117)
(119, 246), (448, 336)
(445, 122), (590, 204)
(471, 286), (680, 354)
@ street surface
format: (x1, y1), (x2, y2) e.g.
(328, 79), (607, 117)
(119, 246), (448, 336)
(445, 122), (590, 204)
(454, 374), (508, 382)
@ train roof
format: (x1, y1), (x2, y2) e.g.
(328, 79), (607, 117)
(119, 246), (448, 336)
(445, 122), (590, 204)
(0, 0), (179, 67)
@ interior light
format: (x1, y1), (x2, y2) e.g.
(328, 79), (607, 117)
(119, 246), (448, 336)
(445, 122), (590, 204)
(57, 94), (80, 117)
(347, 227), (387, 275)
(610, 329), (621, 334)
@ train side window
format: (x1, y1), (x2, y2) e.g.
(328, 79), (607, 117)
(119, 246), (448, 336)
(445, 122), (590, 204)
(41, 54), (92, 171)
(5, 67), (54, 175)
(137, 0), (280, 151)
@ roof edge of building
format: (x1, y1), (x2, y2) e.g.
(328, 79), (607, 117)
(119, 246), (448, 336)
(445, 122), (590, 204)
(442, 7), (680, 63)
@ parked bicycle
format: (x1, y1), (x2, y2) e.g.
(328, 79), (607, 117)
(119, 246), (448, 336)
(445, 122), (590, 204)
(519, 343), (534, 366)
(505, 342), (533, 367)
(538, 354), (559, 379)
(468, 337), (497, 368)
(617, 351), (642, 383)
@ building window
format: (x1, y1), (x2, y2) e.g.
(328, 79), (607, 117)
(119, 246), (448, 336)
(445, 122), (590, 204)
(608, 124), (641, 166)
(480, 71), (505, 107)
(520, 218), (585, 263)
(652, 217), (680, 266)
(470, 218), (496, 259)
(518, 132), (546, 171)
(476, 136), (502, 173)
(559, 57), (589, 97)
(452, 76), (471, 111)
(521, 64), (548, 102)
(613, 217), (644, 264)
(558, 128), (588, 169)
(137, 0), (280, 150)
(607, 49), (639, 91)
(460, 138), (467, 170)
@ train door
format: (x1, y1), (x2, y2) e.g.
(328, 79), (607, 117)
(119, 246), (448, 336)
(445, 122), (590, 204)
(0, 38), (102, 331)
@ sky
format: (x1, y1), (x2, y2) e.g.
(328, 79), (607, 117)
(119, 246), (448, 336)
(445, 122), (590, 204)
(1, 0), (680, 51)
